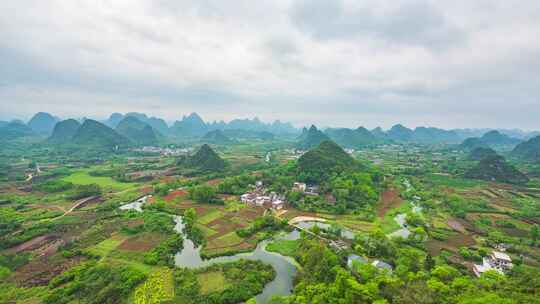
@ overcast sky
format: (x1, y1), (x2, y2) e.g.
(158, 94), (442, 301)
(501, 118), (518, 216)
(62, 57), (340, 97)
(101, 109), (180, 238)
(1, 0), (539, 130)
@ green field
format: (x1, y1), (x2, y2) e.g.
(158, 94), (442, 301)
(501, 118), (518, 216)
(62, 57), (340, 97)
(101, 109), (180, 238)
(198, 210), (224, 225)
(425, 174), (485, 188)
(197, 271), (228, 294)
(266, 239), (299, 257)
(62, 169), (136, 190)
(210, 232), (244, 248)
(87, 235), (126, 257)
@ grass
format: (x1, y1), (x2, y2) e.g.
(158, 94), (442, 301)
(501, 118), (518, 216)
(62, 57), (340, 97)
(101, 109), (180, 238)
(379, 202), (413, 234)
(86, 234), (126, 257)
(425, 174), (485, 188)
(209, 232), (244, 248)
(197, 271), (228, 295)
(196, 224), (218, 238)
(62, 169), (136, 190)
(198, 210), (224, 225)
(266, 239), (299, 257)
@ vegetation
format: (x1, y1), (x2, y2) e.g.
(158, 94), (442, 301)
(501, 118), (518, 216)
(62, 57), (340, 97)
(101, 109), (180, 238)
(465, 155), (529, 184)
(174, 260), (275, 304)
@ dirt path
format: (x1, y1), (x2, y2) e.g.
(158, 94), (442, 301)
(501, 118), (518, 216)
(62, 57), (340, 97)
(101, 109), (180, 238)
(48, 196), (99, 221)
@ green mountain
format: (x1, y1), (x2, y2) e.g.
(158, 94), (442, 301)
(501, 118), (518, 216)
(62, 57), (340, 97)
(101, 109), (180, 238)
(201, 130), (235, 145)
(469, 147), (498, 161)
(172, 113), (208, 138)
(296, 125), (330, 149)
(0, 121), (34, 141)
(464, 155), (529, 185)
(370, 127), (388, 140)
(72, 119), (130, 149)
(459, 137), (489, 151)
(27, 112), (59, 135)
(387, 124), (413, 142)
(297, 140), (357, 182)
(178, 144), (227, 172)
(325, 127), (380, 148)
(511, 135), (540, 162)
(47, 119), (81, 143)
(481, 130), (522, 146)
(115, 116), (159, 146)
(411, 127), (461, 143)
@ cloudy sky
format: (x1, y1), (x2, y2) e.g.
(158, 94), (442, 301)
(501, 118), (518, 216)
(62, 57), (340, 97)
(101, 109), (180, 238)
(1, 0), (540, 130)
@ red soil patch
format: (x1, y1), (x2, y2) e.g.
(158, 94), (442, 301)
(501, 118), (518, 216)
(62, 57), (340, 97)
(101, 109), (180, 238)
(139, 186), (153, 194)
(7, 235), (55, 254)
(11, 256), (86, 287)
(377, 188), (403, 218)
(164, 189), (188, 202)
(117, 233), (165, 252)
(425, 233), (476, 256)
(205, 179), (222, 186)
(447, 218), (466, 233)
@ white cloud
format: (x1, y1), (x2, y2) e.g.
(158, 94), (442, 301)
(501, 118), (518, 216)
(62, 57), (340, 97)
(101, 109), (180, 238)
(0, 0), (539, 129)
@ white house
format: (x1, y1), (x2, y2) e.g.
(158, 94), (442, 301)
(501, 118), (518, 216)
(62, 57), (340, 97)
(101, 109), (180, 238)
(293, 182), (307, 192)
(272, 199), (284, 210)
(255, 196), (271, 207)
(472, 251), (513, 277)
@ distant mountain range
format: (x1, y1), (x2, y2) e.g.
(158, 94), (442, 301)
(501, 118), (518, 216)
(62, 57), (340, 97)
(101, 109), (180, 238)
(2, 112), (540, 148)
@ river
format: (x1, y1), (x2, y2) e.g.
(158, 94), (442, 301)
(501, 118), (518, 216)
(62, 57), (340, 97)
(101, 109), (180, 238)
(119, 198), (353, 303)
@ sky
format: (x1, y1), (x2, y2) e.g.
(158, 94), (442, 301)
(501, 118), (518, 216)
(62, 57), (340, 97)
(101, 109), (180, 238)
(1, 0), (540, 130)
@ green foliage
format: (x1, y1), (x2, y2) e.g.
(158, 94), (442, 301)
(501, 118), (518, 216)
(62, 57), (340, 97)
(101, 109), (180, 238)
(67, 183), (102, 200)
(188, 185), (222, 204)
(174, 260), (275, 304)
(144, 234), (183, 266)
(44, 262), (146, 304)
(217, 174), (256, 195)
(35, 180), (74, 193)
(236, 215), (287, 238)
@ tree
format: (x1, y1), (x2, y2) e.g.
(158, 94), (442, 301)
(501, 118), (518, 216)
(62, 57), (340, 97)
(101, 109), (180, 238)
(183, 208), (197, 230)
(188, 185), (217, 204)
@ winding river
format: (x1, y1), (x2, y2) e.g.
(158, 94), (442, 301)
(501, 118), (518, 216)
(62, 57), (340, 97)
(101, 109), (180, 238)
(173, 215), (298, 304)
(120, 198), (355, 303)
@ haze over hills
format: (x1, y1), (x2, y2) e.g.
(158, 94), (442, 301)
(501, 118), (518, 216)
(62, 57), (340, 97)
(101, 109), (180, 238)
(72, 119), (130, 149)
(2, 111), (540, 150)
(201, 130), (236, 145)
(27, 112), (59, 135)
(511, 135), (540, 162)
(47, 119), (81, 144)
(115, 116), (160, 147)
(296, 125), (330, 150)
(325, 127), (381, 149)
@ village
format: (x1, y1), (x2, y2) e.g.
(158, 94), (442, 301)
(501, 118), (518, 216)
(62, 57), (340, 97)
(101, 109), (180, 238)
(240, 180), (320, 211)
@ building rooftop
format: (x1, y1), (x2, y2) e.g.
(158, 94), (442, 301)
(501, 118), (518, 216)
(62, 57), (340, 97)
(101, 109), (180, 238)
(492, 251), (512, 262)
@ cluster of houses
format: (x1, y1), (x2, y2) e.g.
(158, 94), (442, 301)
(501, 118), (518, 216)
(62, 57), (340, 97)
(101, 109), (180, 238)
(133, 146), (192, 156)
(472, 250), (513, 277)
(240, 181), (285, 210)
